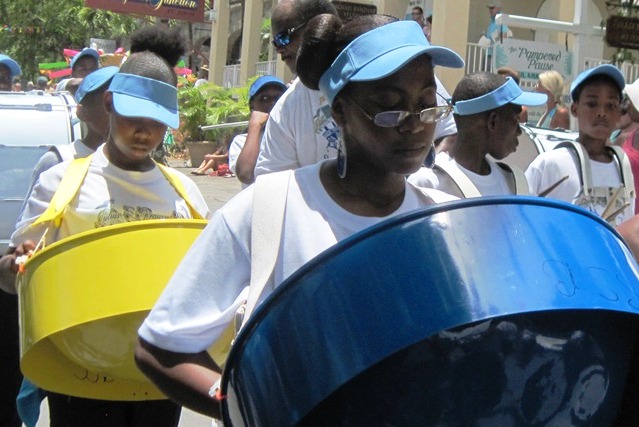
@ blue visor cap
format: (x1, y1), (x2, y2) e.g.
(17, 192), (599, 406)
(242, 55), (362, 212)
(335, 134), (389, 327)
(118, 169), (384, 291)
(319, 21), (464, 105)
(570, 64), (625, 101)
(453, 77), (547, 115)
(249, 75), (287, 100)
(75, 66), (119, 103)
(71, 48), (100, 70)
(0, 54), (21, 77)
(109, 73), (179, 129)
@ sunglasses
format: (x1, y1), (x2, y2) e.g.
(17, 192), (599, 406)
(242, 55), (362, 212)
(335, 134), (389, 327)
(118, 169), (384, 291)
(272, 22), (307, 48)
(344, 93), (453, 127)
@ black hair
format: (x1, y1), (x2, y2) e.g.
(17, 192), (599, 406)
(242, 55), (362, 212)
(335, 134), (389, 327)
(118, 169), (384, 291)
(129, 25), (188, 68)
(272, 0), (338, 30)
(412, 6), (424, 13)
(571, 74), (623, 103)
(426, 15), (432, 24)
(296, 14), (398, 91)
(496, 67), (520, 85)
(119, 51), (177, 87)
(453, 72), (507, 105)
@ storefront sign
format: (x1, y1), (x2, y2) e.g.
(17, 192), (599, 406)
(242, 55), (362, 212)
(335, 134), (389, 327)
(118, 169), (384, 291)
(494, 39), (572, 81)
(606, 15), (639, 50)
(85, 0), (206, 22)
(332, 1), (377, 21)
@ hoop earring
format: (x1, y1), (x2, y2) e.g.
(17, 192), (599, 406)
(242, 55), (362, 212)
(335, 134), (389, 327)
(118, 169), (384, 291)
(337, 137), (347, 179)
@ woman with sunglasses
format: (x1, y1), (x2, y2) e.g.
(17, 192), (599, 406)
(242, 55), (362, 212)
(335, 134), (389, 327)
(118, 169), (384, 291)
(134, 14), (464, 420)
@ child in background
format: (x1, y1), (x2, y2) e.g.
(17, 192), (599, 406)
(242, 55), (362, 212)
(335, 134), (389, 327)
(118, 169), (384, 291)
(526, 64), (634, 225)
(619, 78), (639, 214)
(2, 51), (210, 427)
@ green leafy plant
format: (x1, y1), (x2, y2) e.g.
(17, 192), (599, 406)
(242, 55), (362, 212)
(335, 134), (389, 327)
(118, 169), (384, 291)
(177, 82), (250, 146)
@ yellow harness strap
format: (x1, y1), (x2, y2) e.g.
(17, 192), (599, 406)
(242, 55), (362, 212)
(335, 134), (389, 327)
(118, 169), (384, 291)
(155, 162), (204, 220)
(31, 155), (93, 228)
(32, 155), (204, 229)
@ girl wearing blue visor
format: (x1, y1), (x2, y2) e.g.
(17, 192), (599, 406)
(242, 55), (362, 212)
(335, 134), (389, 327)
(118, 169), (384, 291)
(6, 51), (210, 427)
(135, 15), (463, 420)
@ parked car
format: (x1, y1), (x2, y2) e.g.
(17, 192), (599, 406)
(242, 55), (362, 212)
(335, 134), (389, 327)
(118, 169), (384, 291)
(0, 90), (79, 253)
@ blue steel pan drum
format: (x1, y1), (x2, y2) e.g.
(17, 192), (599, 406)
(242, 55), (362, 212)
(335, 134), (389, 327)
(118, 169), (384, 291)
(221, 197), (639, 426)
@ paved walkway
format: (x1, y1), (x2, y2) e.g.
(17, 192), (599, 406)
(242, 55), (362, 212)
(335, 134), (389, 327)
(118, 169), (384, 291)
(32, 161), (244, 427)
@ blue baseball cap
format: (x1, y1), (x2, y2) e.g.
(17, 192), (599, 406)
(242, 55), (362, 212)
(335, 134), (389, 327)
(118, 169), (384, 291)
(0, 54), (21, 77)
(319, 21), (464, 105)
(570, 64), (625, 102)
(249, 75), (287, 101)
(453, 77), (547, 115)
(70, 48), (100, 70)
(75, 66), (119, 103)
(108, 73), (179, 129)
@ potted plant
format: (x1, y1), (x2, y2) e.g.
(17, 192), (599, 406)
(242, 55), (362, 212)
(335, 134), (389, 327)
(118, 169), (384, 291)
(177, 81), (250, 167)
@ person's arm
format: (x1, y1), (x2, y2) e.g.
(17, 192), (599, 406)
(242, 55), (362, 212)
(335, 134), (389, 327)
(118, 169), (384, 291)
(551, 106), (570, 130)
(134, 339), (223, 418)
(0, 241), (36, 294)
(235, 111), (269, 185)
(617, 215), (639, 262)
(254, 80), (301, 177)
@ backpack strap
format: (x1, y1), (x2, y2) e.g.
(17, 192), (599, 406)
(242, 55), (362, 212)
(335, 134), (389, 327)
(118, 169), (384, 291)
(496, 162), (530, 195)
(155, 162), (204, 219)
(433, 156), (482, 198)
(31, 155), (93, 228)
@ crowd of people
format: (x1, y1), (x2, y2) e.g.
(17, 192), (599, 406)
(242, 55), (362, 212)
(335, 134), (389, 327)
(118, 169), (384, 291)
(2, 0), (639, 425)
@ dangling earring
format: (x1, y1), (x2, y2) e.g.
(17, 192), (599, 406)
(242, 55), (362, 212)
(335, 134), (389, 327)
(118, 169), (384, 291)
(337, 136), (347, 179)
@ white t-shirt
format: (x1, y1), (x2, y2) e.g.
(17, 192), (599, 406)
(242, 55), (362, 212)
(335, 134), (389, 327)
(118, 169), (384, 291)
(138, 161), (457, 353)
(227, 133), (247, 175)
(408, 153), (514, 197)
(12, 144), (211, 245)
(254, 77), (457, 177)
(525, 146), (635, 225)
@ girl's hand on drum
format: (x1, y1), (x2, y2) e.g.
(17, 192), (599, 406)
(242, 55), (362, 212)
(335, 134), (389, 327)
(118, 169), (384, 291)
(0, 241), (36, 294)
(9, 240), (36, 273)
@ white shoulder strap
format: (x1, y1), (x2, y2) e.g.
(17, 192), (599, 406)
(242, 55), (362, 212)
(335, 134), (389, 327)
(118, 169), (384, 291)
(608, 145), (636, 199)
(433, 156), (482, 198)
(242, 170), (292, 325)
(554, 140), (593, 196)
(496, 162), (530, 195)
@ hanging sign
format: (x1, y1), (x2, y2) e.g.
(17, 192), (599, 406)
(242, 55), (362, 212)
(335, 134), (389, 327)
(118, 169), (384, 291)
(85, 0), (206, 22)
(605, 15), (639, 50)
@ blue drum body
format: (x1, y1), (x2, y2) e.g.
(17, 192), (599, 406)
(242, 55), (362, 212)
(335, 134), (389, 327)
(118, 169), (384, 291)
(221, 197), (639, 426)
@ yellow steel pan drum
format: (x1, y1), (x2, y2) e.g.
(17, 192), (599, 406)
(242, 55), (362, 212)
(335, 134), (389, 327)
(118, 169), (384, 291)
(16, 219), (207, 401)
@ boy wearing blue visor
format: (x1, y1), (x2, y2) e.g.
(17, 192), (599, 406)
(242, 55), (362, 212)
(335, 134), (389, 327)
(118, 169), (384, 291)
(4, 51), (210, 427)
(409, 72), (546, 197)
(526, 64), (635, 225)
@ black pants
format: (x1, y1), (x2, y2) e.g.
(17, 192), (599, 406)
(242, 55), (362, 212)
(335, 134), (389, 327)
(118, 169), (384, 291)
(47, 393), (181, 427)
(0, 293), (21, 427)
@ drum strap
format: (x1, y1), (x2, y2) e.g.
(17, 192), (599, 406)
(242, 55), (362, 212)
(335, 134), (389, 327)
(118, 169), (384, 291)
(554, 140), (634, 202)
(32, 155), (204, 229)
(237, 170), (292, 333)
(434, 156), (528, 197)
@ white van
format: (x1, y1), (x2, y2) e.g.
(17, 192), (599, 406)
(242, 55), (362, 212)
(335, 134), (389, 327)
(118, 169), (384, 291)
(0, 90), (79, 253)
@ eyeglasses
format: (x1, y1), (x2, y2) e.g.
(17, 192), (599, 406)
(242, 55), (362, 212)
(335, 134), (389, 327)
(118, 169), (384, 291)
(272, 22), (307, 48)
(343, 93), (453, 127)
